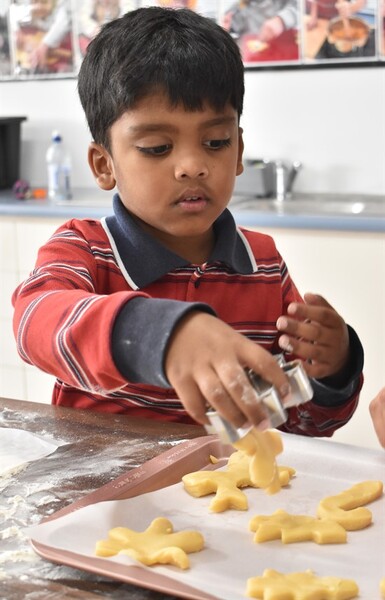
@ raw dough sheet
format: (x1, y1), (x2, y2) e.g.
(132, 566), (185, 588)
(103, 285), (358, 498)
(28, 433), (385, 600)
(0, 428), (59, 475)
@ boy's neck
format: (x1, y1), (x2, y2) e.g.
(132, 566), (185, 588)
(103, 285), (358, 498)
(136, 217), (215, 265)
(176, 238), (214, 265)
(158, 232), (215, 265)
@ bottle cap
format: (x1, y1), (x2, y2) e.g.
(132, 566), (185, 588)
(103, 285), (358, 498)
(52, 130), (62, 142)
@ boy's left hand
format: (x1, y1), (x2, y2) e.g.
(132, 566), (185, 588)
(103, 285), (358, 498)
(276, 293), (350, 380)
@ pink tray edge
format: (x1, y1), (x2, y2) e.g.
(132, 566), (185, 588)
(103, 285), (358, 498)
(31, 435), (233, 600)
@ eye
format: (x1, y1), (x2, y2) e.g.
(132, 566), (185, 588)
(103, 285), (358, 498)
(204, 138), (232, 150)
(136, 144), (171, 156)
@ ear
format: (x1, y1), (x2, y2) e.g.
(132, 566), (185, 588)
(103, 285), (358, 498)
(88, 142), (116, 190)
(236, 127), (244, 176)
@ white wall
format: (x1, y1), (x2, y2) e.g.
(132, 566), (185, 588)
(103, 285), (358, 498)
(0, 66), (385, 194)
(242, 67), (385, 195)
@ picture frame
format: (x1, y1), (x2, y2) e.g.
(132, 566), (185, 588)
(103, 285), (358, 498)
(0, 0), (384, 81)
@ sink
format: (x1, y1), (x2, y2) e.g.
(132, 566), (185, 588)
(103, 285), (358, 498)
(230, 193), (385, 217)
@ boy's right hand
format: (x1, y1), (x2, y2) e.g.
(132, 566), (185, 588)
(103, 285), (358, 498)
(164, 312), (291, 429)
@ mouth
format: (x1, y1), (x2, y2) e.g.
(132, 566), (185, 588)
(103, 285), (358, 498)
(179, 195), (204, 202)
(176, 189), (209, 206)
(176, 194), (209, 213)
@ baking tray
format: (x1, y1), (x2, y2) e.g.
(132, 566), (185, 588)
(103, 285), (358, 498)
(29, 433), (385, 600)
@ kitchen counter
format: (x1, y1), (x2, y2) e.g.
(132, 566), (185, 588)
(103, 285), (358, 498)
(1, 188), (385, 232)
(0, 397), (204, 600)
(2, 398), (384, 600)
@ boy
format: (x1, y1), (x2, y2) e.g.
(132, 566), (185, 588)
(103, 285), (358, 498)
(12, 7), (363, 436)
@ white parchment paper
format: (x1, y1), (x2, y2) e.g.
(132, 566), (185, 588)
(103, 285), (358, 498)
(28, 434), (385, 599)
(0, 428), (59, 475)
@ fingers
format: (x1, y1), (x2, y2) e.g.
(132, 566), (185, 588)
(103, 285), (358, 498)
(276, 293), (349, 378)
(369, 389), (385, 448)
(165, 312), (291, 431)
(287, 293), (340, 327)
(201, 365), (269, 428)
(171, 360), (288, 430)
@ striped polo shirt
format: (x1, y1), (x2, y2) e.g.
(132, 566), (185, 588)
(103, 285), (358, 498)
(12, 194), (363, 434)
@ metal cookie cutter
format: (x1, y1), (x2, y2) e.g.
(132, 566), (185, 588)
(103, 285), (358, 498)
(281, 359), (314, 408)
(205, 358), (313, 444)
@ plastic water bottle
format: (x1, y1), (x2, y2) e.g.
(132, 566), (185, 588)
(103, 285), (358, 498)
(46, 130), (72, 201)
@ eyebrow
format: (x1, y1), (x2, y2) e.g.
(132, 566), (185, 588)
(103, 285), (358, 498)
(128, 116), (237, 134)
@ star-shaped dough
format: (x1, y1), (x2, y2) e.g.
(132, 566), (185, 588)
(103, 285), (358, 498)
(246, 569), (359, 599)
(182, 449), (295, 512)
(380, 577), (385, 597)
(317, 480), (383, 530)
(95, 517), (204, 569)
(182, 468), (249, 512)
(249, 509), (347, 544)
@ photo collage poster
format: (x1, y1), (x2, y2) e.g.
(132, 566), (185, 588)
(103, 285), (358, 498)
(0, 0), (384, 79)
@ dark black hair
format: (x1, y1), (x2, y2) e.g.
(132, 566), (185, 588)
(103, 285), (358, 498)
(77, 7), (244, 150)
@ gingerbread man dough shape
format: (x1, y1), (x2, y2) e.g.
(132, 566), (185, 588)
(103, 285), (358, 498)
(95, 517), (204, 569)
(182, 449), (295, 512)
(249, 509), (347, 544)
(246, 569), (359, 600)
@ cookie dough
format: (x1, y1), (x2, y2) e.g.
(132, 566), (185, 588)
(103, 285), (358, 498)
(380, 578), (385, 597)
(182, 468), (249, 512)
(228, 448), (296, 488)
(233, 429), (283, 494)
(317, 481), (383, 530)
(249, 509), (347, 544)
(95, 517), (204, 569)
(246, 569), (359, 599)
(182, 449), (295, 512)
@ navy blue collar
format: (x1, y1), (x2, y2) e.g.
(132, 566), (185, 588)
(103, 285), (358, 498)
(102, 194), (257, 289)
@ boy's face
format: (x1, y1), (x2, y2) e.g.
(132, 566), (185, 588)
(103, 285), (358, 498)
(89, 91), (244, 261)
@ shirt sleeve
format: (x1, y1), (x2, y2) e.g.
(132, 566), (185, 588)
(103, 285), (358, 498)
(311, 325), (364, 407)
(12, 220), (215, 395)
(280, 325), (364, 437)
(111, 297), (216, 388)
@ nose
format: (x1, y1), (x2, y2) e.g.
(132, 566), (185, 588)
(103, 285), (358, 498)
(174, 152), (209, 181)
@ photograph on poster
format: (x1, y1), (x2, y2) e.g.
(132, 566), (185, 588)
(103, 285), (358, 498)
(303, 0), (378, 63)
(8, 0), (75, 76)
(76, 0), (136, 57)
(219, 0), (301, 66)
(0, 0), (383, 80)
(0, 5), (11, 76)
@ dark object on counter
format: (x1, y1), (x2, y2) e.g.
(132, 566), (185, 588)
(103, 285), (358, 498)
(13, 178), (31, 199)
(0, 116), (27, 189)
